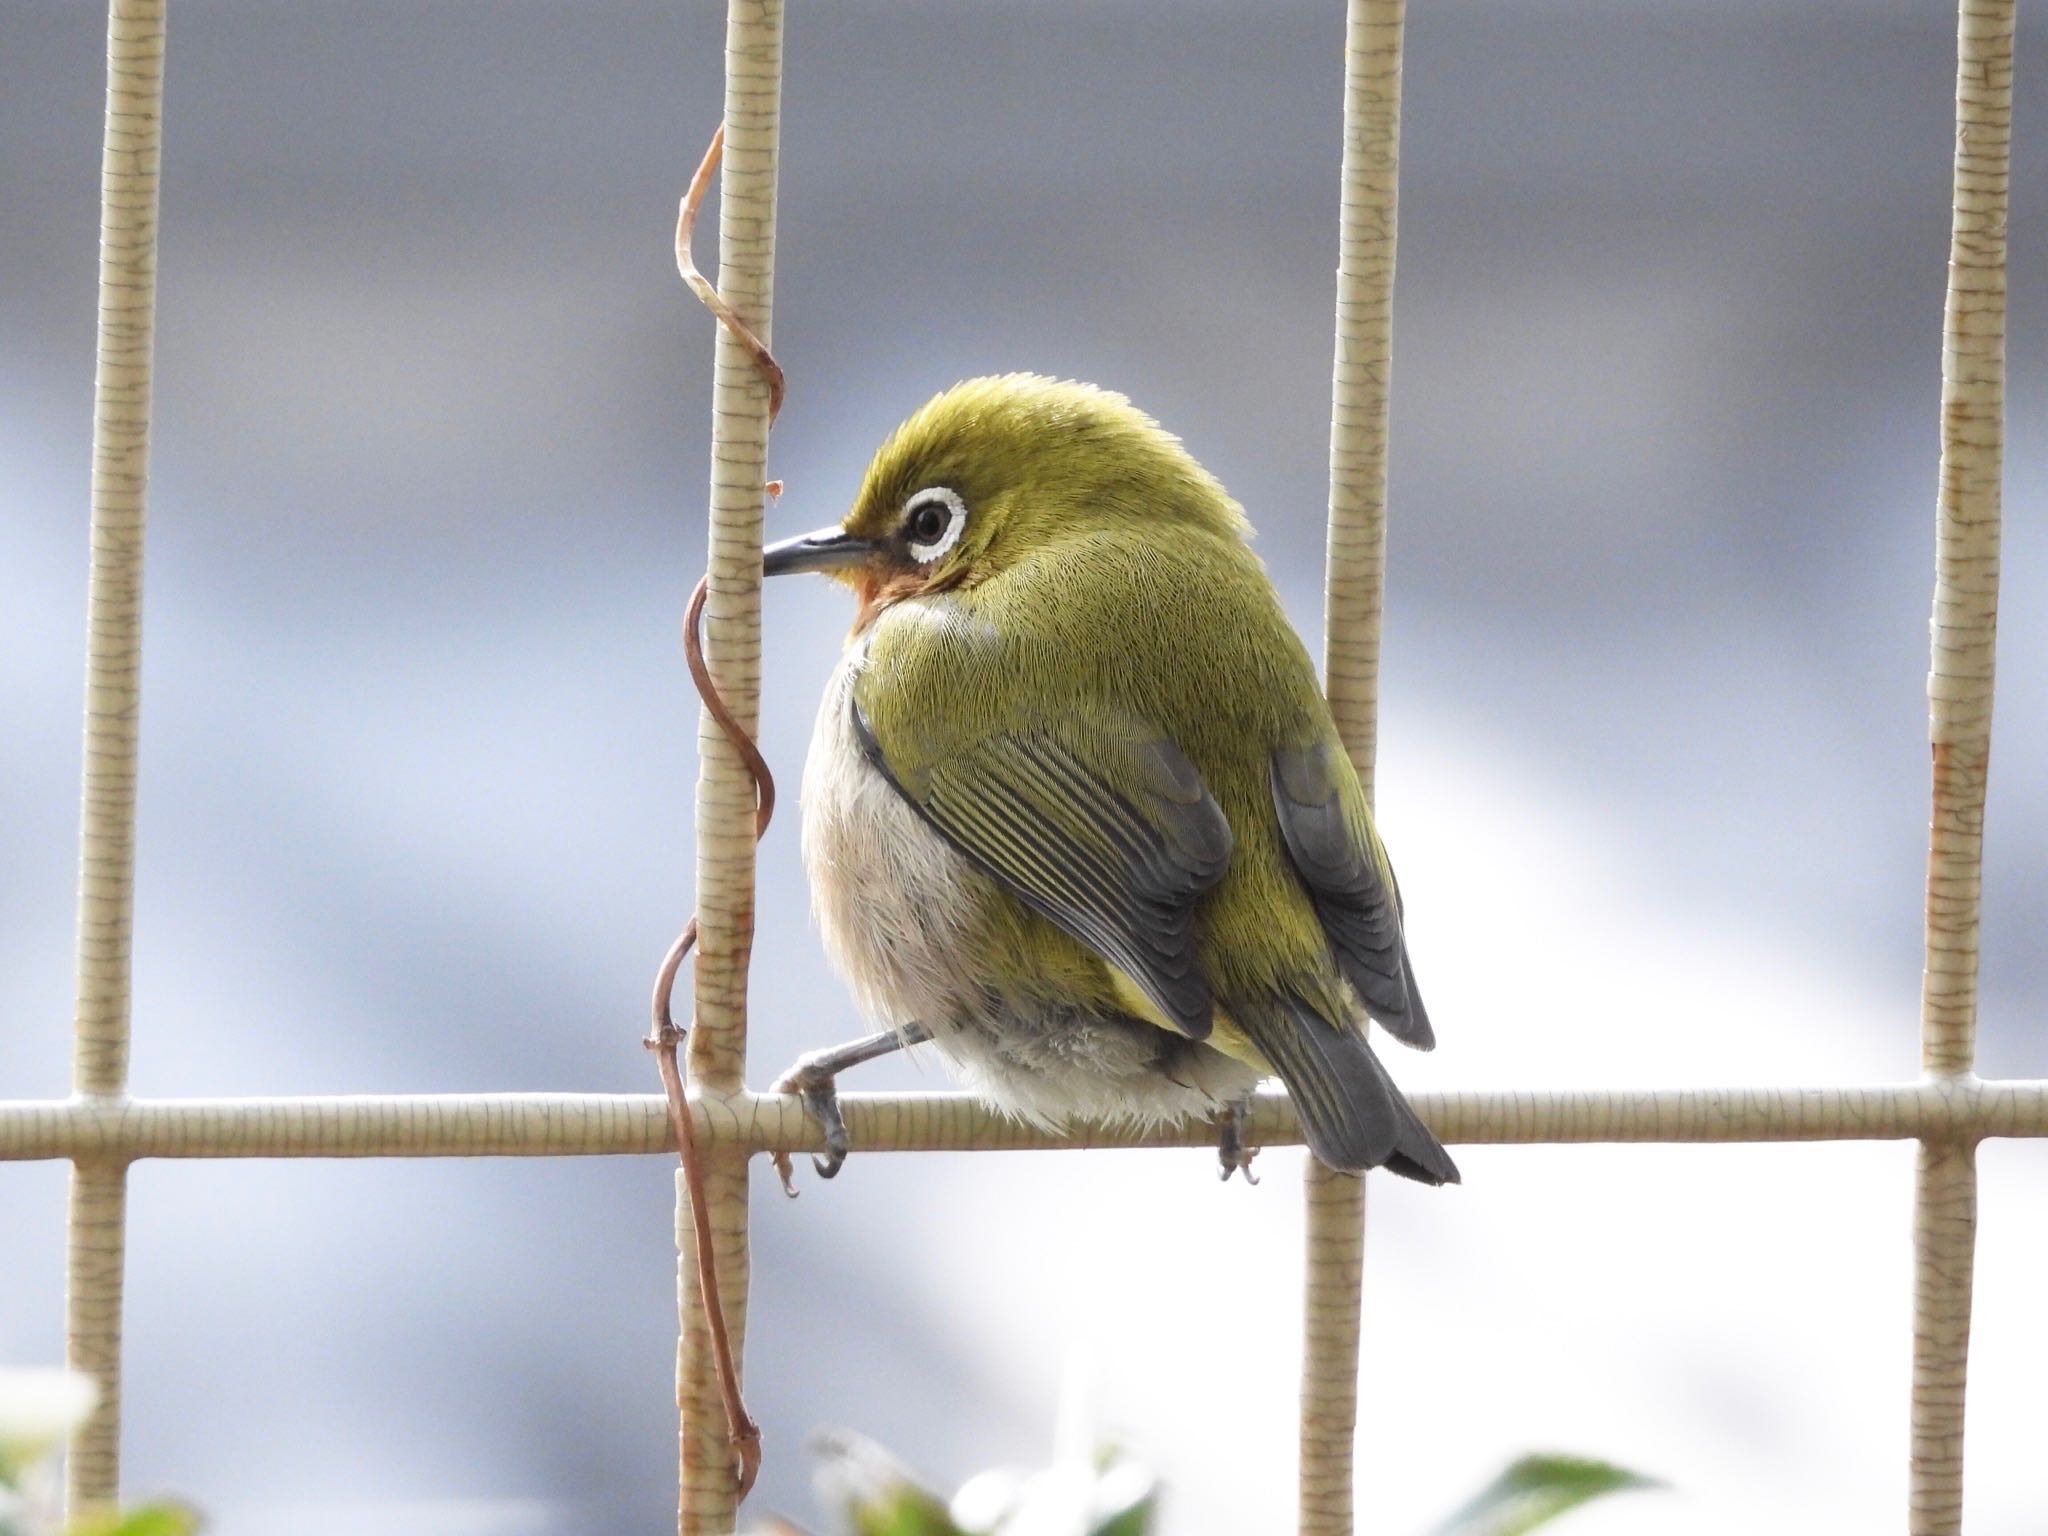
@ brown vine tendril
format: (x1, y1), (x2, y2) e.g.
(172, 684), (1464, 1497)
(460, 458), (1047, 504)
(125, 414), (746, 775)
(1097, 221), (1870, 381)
(647, 578), (775, 1502)
(644, 118), (785, 1505)
(676, 121), (785, 427)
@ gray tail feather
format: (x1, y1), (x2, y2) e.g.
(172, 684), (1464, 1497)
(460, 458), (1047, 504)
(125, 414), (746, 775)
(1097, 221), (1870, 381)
(1243, 996), (1460, 1185)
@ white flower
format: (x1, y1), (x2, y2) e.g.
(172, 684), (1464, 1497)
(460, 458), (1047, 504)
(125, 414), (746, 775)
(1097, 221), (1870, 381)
(0, 1370), (98, 1483)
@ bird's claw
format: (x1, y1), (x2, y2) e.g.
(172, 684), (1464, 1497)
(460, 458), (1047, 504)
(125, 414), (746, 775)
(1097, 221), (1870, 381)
(767, 1025), (930, 1193)
(1217, 1096), (1262, 1184)
(771, 1052), (852, 1194)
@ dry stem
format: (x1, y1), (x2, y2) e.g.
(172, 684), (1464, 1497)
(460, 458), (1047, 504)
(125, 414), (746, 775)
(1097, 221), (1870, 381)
(648, 119), (789, 1507)
(648, 577), (777, 1500)
(677, 122), (786, 427)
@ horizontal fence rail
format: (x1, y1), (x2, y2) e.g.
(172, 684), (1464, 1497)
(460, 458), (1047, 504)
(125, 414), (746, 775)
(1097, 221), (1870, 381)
(4, 1080), (2045, 1163)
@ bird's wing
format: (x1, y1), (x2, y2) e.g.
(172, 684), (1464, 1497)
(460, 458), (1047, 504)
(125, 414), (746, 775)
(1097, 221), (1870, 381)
(850, 640), (1232, 1041)
(1269, 739), (1434, 1049)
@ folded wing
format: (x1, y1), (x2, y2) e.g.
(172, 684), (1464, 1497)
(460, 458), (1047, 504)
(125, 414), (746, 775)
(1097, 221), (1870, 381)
(1270, 740), (1434, 1049)
(851, 695), (1232, 1041)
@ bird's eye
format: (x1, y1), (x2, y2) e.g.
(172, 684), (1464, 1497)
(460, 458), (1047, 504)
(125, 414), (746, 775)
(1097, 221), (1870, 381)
(910, 502), (949, 543)
(903, 487), (967, 565)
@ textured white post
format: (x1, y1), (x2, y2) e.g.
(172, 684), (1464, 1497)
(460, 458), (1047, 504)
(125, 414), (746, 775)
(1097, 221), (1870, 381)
(1307, 0), (1406, 1530)
(65, 0), (166, 1512)
(678, 2), (782, 1531)
(1301, 1160), (1366, 1533)
(1910, 0), (2010, 1527)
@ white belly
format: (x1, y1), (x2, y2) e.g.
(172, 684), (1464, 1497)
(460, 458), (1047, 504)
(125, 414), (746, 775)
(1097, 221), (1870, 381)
(797, 625), (1263, 1131)
(799, 637), (988, 1035)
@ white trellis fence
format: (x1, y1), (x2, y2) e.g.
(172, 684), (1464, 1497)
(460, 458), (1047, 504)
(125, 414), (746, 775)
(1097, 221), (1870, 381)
(1, 1), (2039, 1534)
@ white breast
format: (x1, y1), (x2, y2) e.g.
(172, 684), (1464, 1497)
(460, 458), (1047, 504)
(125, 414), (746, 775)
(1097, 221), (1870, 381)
(798, 632), (987, 1033)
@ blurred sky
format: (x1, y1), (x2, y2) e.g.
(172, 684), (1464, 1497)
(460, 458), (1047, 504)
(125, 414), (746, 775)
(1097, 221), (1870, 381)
(3, 0), (2045, 1532)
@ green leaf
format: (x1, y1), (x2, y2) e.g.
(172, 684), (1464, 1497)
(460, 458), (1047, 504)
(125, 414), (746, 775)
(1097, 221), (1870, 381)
(1084, 1449), (1157, 1536)
(1088, 1497), (1155, 1536)
(811, 1430), (964, 1536)
(848, 1487), (964, 1536)
(1432, 1453), (1661, 1536)
(64, 1504), (202, 1536)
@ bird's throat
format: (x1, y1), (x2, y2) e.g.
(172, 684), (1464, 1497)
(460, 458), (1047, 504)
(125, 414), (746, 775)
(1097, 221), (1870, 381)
(853, 569), (936, 634)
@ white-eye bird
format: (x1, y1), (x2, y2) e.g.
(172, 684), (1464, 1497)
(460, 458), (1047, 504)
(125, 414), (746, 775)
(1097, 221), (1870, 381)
(764, 375), (1456, 1185)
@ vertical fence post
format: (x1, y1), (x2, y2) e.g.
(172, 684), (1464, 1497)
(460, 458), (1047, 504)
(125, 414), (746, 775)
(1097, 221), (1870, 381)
(678, 2), (783, 1532)
(1910, 0), (2010, 1528)
(1306, 0), (1407, 1531)
(65, 0), (166, 1513)
(1301, 1162), (1366, 1532)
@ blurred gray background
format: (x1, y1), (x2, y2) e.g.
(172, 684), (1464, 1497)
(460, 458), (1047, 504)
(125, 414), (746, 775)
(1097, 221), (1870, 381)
(4, 1), (2045, 1532)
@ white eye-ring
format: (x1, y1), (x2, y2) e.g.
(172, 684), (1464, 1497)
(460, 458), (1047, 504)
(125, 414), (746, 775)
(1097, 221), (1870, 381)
(903, 486), (968, 565)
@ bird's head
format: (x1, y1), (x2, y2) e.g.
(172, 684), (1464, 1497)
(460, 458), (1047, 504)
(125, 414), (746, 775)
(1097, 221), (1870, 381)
(763, 374), (1249, 627)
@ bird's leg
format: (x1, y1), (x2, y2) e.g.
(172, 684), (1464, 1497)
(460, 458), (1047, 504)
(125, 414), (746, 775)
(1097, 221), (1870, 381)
(1216, 1092), (1262, 1184)
(771, 1023), (933, 1193)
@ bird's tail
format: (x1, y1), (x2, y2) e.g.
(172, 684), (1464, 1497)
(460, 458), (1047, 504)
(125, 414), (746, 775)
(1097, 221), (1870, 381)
(1240, 995), (1459, 1185)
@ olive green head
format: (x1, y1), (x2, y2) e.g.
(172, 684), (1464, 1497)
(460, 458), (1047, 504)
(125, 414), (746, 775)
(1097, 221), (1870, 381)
(763, 374), (1250, 622)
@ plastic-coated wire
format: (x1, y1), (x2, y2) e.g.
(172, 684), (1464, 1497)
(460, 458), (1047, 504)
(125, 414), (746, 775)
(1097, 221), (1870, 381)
(649, 116), (785, 1512)
(1908, 0), (2012, 1524)
(1304, 0), (1407, 1525)
(647, 578), (777, 1501)
(10, 1078), (2046, 1164)
(65, 0), (166, 1511)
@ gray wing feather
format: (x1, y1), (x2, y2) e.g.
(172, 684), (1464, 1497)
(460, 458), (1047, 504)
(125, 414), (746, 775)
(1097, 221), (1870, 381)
(852, 697), (1231, 1040)
(1270, 742), (1434, 1049)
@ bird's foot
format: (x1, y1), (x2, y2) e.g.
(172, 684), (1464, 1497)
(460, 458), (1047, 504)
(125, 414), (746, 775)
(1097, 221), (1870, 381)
(771, 1051), (852, 1193)
(769, 1024), (932, 1195)
(1216, 1094), (1261, 1184)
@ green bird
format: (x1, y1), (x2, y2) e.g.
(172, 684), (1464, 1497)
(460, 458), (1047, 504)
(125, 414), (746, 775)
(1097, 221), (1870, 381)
(764, 374), (1456, 1186)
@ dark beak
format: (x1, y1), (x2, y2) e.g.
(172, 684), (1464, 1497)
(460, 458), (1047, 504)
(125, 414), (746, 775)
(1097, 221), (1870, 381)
(762, 525), (881, 577)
